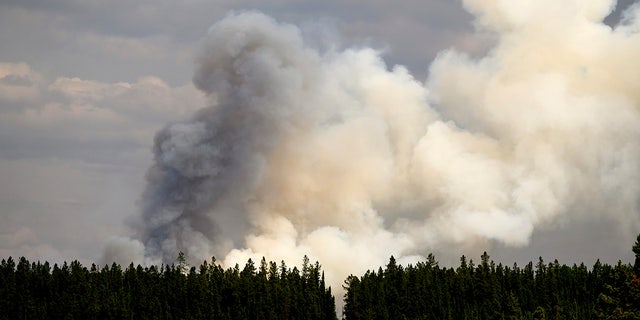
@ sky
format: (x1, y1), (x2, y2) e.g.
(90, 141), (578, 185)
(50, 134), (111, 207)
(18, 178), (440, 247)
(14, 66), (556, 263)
(1, 0), (639, 285)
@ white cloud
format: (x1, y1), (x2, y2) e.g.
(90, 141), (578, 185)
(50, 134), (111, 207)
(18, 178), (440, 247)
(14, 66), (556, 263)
(0, 62), (204, 163)
(0, 62), (42, 109)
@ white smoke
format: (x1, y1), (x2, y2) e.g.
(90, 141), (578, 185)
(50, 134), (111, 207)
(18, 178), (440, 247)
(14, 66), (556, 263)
(106, 0), (640, 302)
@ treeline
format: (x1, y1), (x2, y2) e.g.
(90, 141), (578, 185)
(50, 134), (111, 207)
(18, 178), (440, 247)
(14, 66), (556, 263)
(342, 235), (640, 320)
(0, 255), (337, 320)
(2, 235), (639, 320)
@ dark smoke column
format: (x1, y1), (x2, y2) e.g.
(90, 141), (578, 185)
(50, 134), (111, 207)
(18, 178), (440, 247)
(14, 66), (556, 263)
(135, 12), (319, 264)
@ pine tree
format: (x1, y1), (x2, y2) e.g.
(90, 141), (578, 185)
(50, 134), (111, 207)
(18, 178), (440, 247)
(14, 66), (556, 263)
(177, 251), (187, 274)
(633, 233), (640, 275)
(505, 291), (523, 320)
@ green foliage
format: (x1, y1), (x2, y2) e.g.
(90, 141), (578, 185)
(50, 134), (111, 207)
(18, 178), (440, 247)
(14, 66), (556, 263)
(0, 255), (337, 320)
(342, 252), (624, 320)
(3, 232), (640, 319)
(594, 263), (640, 319)
(593, 233), (640, 320)
(341, 232), (640, 320)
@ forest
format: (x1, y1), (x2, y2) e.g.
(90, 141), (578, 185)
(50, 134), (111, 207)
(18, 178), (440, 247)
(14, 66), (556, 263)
(343, 254), (639, 319)
(0, 255), (336, 320)
(0, 234), (639, 319)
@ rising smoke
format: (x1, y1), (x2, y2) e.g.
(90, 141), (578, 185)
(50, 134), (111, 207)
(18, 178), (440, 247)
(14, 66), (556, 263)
(105, 0), (640, 294)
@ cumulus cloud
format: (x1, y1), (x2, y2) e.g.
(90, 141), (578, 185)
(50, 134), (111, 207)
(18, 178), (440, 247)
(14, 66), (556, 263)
(0, 64), (204, 163)
(0, 62), (42, 110)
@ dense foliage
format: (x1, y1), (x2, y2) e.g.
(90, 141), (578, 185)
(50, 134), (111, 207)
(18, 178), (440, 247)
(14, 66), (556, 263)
(2, 234), (639, 319)
(0, 255), (337, 320)
(342, 234), (640, 320)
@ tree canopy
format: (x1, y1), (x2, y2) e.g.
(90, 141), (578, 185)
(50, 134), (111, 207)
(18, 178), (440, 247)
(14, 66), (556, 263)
(0, 255), (337, 320)
(2, 233), (640, 319)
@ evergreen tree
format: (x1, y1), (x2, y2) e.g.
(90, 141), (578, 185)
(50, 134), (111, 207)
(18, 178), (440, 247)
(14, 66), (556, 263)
(177, 251), (187, 274)
(595, 232), (640, 319)
(342, 250), (621, 320)
(633, 233), (640, 275)
(0, 255), (337, 320)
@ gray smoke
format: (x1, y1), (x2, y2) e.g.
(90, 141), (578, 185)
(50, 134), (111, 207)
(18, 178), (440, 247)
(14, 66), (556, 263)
(129, 12), (325, 265)
(105, 0), (640, 301)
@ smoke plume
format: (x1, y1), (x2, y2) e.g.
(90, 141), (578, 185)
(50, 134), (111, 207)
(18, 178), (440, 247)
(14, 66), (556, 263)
(106, 0), (640, 295)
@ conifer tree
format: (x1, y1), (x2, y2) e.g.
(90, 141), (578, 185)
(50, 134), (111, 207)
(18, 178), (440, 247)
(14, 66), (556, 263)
(633, 233), (640, 275)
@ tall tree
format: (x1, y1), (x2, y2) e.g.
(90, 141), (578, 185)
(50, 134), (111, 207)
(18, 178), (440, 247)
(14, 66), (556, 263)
(633, 233), (640, 275)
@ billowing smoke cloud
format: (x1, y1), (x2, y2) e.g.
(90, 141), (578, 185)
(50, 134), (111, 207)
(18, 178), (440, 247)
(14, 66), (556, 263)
(106, 0), (640, 297)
